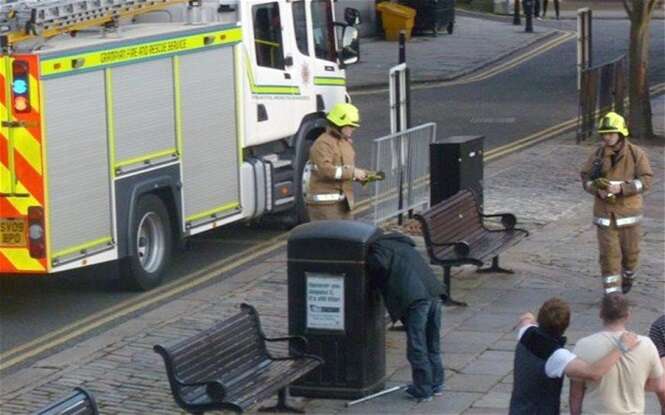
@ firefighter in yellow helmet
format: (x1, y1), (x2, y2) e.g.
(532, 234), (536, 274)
(580, 112), (653, 295)
(306, 103), (368, 221)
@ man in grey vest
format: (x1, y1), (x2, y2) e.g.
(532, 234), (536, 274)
(510, 297), (639, 414)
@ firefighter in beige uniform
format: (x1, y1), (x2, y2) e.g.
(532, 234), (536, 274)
(306, 103), (367, 221)
(580, 112), (653, 295)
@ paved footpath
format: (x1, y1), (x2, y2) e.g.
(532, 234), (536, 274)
(1, 97), (662, 414)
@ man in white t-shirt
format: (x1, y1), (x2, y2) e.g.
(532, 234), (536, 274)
(570, 293), (664, 415)
(509, 297), (639, 415)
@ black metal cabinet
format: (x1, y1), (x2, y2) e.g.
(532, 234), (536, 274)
(430, 135), (484, 208)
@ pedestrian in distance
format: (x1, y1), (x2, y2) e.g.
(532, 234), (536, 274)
(542, 0), (560, 19)
(569, 293), (665, 415)
(509, 297), (640, 415)
(648, 314), (665, 413)
(367, 232), (447, 403)
(580, 111), (653, 295)
(305, 103), (368, 221)
(523, 0), (542, 20)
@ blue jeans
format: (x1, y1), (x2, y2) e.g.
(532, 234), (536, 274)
(404, 299), (444, 398)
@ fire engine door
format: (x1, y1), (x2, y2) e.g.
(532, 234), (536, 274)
(243, 0), (308, 142)
(309, 0), (347, 112)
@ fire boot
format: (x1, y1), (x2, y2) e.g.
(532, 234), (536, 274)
(622, 270), (636, 294)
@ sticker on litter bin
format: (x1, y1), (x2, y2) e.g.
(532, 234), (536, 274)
(306, 273), (345, 331)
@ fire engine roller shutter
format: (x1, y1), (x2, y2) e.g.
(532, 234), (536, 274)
(42, 71), (112, 258)
(112, 58), (176, 169)
(180, 47), (240, 223)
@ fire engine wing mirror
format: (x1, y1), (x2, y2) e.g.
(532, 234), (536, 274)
(339, 26), (359, 68)
(344, 8), (361, 26)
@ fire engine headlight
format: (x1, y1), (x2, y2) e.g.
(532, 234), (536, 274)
(29, 223), (44, 240)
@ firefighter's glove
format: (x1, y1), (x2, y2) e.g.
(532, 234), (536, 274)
(606, 193), (617, 205)
(361, 171), (386, 187)
(593, 177), (611, 190)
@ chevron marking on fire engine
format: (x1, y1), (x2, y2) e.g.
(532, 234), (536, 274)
(4, 127), (43, 174)
(0, 164), (40, 213)
(0, 56), (46, 273)
(0, 248), (45, 271)
(0, 196), (21, 217)
(0, 123), (44, 200)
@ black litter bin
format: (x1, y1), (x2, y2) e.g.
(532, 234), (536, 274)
(400, 0), (455, 36)
(288, 221), (385, 399)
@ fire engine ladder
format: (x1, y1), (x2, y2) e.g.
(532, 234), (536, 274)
(0, 0), (190, 45)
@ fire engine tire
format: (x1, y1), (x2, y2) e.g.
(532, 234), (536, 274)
(121, 194), (172, 291)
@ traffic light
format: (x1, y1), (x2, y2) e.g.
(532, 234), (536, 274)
(12, 60), (31, 113)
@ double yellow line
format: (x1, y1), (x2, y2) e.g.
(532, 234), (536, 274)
(0, 233), (290, 372)
(353, 30), (576, 96)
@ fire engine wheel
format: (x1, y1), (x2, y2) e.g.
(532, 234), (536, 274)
(121, 195), (172, 291)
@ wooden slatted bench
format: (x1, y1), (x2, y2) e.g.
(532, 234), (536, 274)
(34, 387), (98, 415)
(154, 303), (322, 414)
(415, 190), (528, 306)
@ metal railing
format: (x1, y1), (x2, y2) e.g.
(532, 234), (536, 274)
(366, 123), (436, 225)
(577, 55), (626, 142)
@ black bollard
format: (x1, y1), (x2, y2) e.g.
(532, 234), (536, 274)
(523, 0), (534, 32)
(398, 31), (406, 64)
(513, 0), (521, 25)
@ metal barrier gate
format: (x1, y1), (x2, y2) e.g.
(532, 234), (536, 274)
(577, 55), (626, 142)
(367, 123), (437, 225)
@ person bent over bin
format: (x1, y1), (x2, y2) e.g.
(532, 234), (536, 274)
(367, 232), (448, 402)
(306, 103), (368, 221)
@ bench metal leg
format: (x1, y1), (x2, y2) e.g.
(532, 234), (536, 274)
(477, 256), (514, 274)
(442, 266), (467, 307)
(259, 387), (304, 413)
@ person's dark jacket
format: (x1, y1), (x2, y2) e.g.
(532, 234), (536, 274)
(367, 232), (447, 322)
(509, 326), (567, 415)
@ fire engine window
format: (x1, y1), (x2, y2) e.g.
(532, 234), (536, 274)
(253, 3), (285, 69)
(293, 1), (309, 56)
(311, 0), (336, 62)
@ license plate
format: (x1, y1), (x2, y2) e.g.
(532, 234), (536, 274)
(0, 218), (27, 247)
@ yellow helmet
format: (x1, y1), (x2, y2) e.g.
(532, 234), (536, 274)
(326, 103), (360, 128)
(598, 112), (629, 137)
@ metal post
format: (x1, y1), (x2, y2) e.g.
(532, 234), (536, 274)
(405, 66), (413, 219)
(524, 0), (534, 32)
(513, 0), (521, 25)
(577, 8), (584, 90)
(397, 31), (406, 225)
(588, 10), (592, 68)
(576, 8), (591, 90)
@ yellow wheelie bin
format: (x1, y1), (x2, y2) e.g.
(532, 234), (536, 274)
(376, 2), (416, 41)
